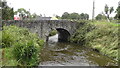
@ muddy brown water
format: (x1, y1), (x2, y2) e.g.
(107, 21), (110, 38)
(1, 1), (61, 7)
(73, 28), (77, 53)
(39, 34), (117, 66)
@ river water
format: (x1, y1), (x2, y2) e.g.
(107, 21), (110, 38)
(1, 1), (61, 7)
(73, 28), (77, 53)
(39, 34), (117, 66)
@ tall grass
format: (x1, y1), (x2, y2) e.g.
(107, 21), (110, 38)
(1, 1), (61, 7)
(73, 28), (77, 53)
(1, 25), (44, 66)
(86, 21), (119, 61)
(70, 21), (119, 61)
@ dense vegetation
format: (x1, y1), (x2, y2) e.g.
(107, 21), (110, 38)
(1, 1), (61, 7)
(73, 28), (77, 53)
(0, 26), (44, 66)
(70, 21), (119, 61)
(0, 0), (14, 20)
(61, 12), (89, 20)
(115, 4), (120, 20)
(1, 0), (120, 66)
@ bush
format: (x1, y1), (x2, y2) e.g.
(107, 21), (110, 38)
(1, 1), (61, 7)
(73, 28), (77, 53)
(70, 22), (95, 45)
(12, 40), (40, 66)
(2, 30), (14, 48)
(1, 25), (44, 66)
(1, 26), (28, 48)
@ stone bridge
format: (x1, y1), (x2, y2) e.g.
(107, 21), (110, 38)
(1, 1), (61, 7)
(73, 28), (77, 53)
(2, 20), (80, 42)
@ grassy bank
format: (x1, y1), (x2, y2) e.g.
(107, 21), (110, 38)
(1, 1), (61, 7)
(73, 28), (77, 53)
(70, 21), (119, 61)
(0, 25), (44, 66)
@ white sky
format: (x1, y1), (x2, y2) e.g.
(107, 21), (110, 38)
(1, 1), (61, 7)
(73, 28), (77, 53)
(6, 0), (119, 19)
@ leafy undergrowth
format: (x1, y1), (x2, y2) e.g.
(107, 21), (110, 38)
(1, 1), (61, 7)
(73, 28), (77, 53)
(1, 48), (18, 66)
(70, 21), (95, 45)
(70, 21), (119, 61)
(0, 25), (44, 66)
(86, 21), (119, 61)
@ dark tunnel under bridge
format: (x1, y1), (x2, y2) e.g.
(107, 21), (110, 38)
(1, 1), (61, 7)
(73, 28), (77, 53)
(56, 28), (70, 42)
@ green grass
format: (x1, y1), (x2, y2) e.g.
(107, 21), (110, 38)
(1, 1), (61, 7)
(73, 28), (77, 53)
(1, 25), (44, 66)
(0, 49), (2, 67)
(1, 48), (18, 66)
(70, 21), (119, 61)
(92, 21), (120, 26)
(88, 21), (119, 61)
(0, 31), (2, 46)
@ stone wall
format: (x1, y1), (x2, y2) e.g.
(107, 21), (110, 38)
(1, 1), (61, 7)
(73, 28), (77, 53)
(1, 20), (78, 41)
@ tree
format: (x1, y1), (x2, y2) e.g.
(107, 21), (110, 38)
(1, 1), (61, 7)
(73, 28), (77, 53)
(96, 14), (107, 20)
(115, 2), (120, 20)
(61, 12), (89, 20)
(55, 15), (61, 19)
(0, 0), (2, 7)
(110, 7), (114, 14)
(69, 12), (80, 19)
(104, 4), (109, 20)
(14, 8), (31, 20)
(1, 0), (14, 20)
(105, 4), (109, 15)
(84, 13), (89, 20)
(61, 12), (70, 19)
(104, 4), (114, 21)
(31, 13), (38, 18)
(80, 13), (84, 20)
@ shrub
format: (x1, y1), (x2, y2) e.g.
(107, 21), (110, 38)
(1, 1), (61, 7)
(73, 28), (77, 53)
(2, 30), (15, 48)
(12, 40), (41, 66)
(1, 25), (44, 66)
(70, 22), (95, 45)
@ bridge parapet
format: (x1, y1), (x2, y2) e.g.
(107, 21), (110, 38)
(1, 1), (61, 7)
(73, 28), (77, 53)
(1, 20), (78, 41)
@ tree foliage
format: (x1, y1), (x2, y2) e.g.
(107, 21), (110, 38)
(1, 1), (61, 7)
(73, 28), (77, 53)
(1, 1), (14, 20)
(55, 15), (61, 19)
(69, 12), (80, 19)
(104, 4), (109, 15)
(115, 5), (120, 20)
(61, 12), (70, 19)
(110, 7), (114, 14)
(96, 14), (107, 20)
(14, 8), (31, 20)
(104, 4), (114, 21)
(31, 13), (38, 18)
(61, 12), (89, 20)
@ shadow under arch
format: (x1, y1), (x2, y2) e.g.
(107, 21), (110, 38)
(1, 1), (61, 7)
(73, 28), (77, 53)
(56, 28), (70, 42)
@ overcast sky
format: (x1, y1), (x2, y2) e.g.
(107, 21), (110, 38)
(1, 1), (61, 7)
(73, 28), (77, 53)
(6, 0), (119, 19)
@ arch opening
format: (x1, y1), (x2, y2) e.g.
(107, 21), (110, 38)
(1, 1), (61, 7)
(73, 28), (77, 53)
(56, 28), (70, 42)
(46, 29), (58, 42)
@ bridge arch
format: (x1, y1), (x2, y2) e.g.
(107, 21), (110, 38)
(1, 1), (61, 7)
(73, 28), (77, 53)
(2, 20), (78, 42)
(56, 28), (70, 42)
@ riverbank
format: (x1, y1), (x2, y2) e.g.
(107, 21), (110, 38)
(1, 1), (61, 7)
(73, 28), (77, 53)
(70, 21), (119, 62)
(39, 34), (117, 66)
(0, 25), (44, 66)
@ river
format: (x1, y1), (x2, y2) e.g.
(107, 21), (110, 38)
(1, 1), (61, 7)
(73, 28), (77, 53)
(39, 34), (117, 66)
